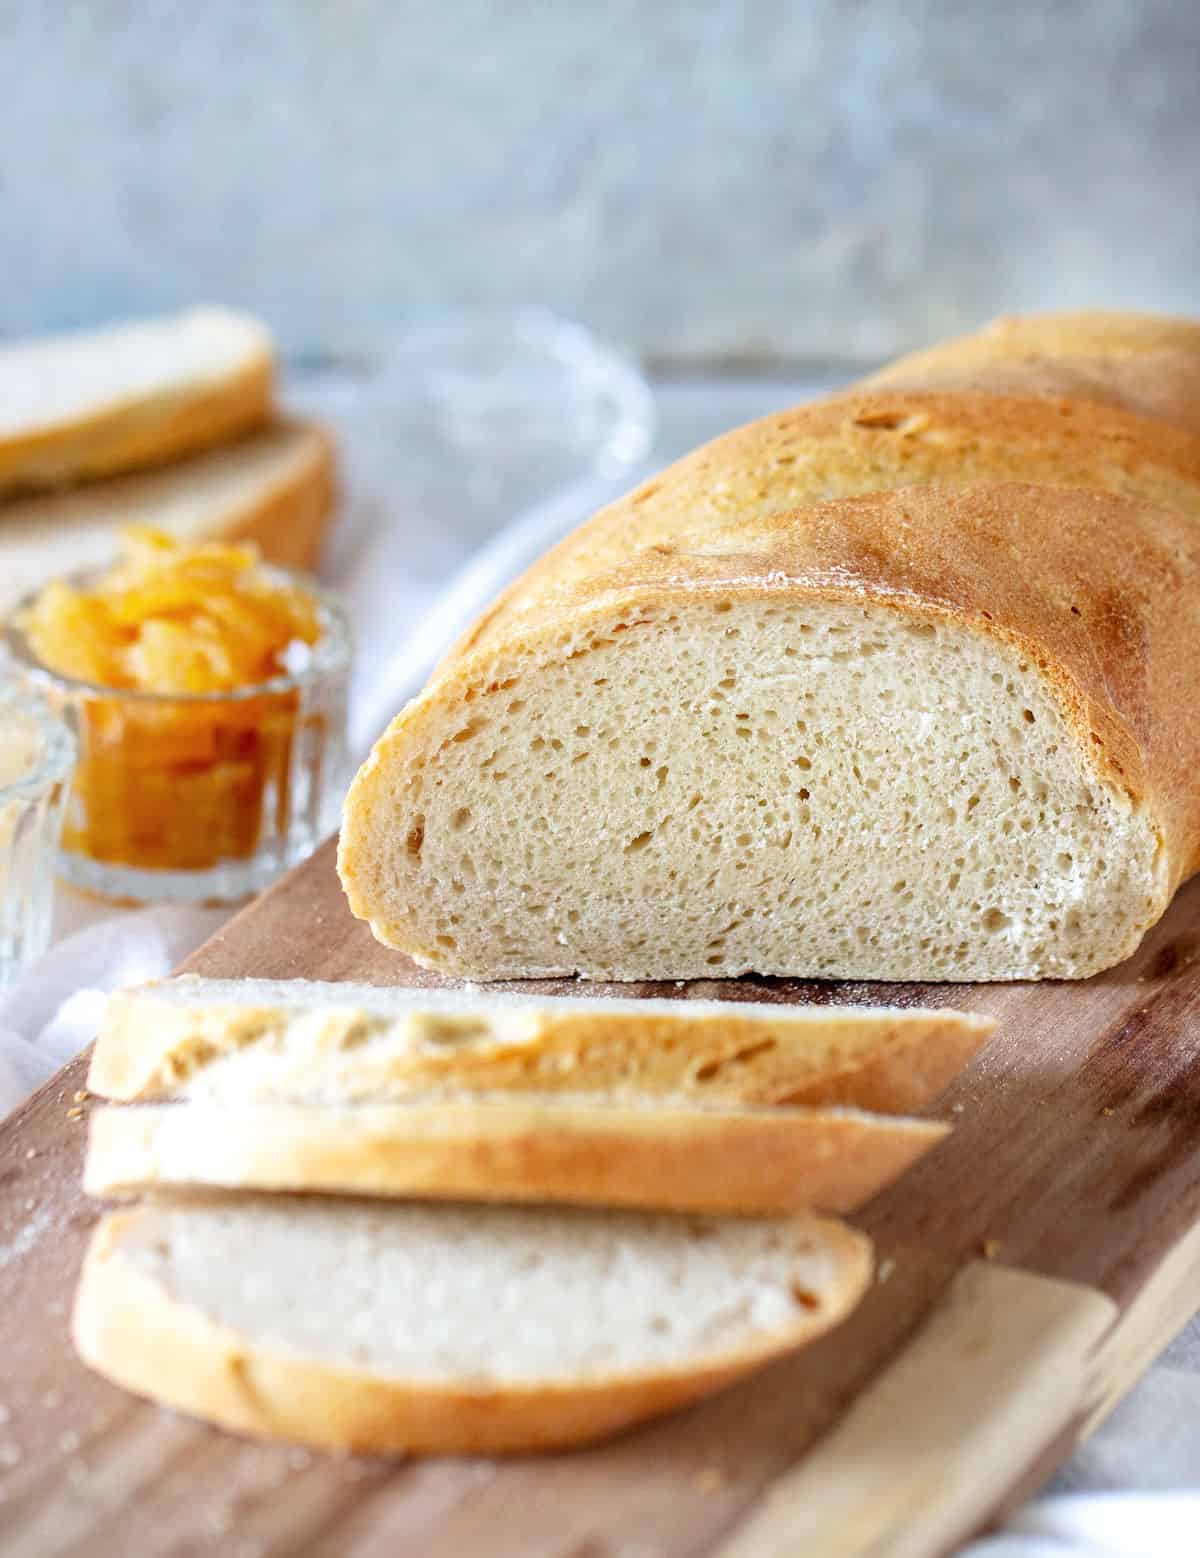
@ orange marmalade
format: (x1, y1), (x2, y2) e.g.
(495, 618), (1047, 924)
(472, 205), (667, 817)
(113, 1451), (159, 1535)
(17, 530), (333, 879)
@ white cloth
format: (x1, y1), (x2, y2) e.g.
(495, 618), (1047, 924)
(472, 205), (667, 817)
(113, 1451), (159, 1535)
(0, 901), (226, 1105)
(963, 1495), (1200, 1556)
(1, 381), (1197, 1554)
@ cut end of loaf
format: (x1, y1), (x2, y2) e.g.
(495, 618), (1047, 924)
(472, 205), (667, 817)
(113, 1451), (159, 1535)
(340, 595), (1165, 982)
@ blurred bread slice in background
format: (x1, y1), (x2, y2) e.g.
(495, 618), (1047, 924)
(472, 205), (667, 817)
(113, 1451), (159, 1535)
(0, 307), (274, 495)
(0, 420), (336, 615)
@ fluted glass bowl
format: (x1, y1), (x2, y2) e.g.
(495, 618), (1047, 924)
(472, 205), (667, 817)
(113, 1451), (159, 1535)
(0, 685), (75, 982)
(4, 570), (351, 906)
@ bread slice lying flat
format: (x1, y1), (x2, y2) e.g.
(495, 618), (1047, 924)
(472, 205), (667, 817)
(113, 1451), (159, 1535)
(87, 975), (992, 1114)
(84, 1099), (946, 1214)
(340, 324), (1200, 980)
(72, 1197), (872, 1452)
(0, 307), (273, 495)
(0, 420), (335, 616)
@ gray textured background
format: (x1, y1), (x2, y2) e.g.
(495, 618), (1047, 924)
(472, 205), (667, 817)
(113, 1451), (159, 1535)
(2, 0), (1197, 366)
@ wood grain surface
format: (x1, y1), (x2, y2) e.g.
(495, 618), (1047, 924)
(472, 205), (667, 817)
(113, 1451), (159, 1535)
(2, 836), (1200, 1557)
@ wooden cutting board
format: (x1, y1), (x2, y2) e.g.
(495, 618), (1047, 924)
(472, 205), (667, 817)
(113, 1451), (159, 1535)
(3, 837), (1200, 1558)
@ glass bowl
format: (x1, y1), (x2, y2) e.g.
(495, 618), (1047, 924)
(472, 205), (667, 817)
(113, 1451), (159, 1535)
(0, 684), (75, 983)
(381, 306), (654, 483)
(317, 307), (655, 559)
(301, 308), (656, 748)
(4, 570), (351, 906)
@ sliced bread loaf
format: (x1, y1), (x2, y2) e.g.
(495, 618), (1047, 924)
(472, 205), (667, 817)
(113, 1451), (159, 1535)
(72, 1197), (872, 1452)
(0, 419), (335, 616)
(83, 1099), (947, 1213)
(339, 309), (1200, 983)
(339, 477), (1200, 982)
(86, 975), (991, 1113)
(0, 307), (273, 494)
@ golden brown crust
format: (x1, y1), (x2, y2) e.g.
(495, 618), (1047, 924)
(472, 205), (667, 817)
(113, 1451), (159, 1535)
(443, 317), (1200, 671)
(446, 387), (1200, 665)
(72, 1207), (872, 1454)
(83, 1101), (948, 1215)
(0, 354), (274, 496)
(861, 310), (1200, 433)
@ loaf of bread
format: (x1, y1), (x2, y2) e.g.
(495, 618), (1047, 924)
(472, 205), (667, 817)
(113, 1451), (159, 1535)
(87, 975), (990, 1112)
(0, 307), (273, 494)
(0, 420), (336, 616)
(339, 311), (1200, 982)
(72, 1197), (872, 1452)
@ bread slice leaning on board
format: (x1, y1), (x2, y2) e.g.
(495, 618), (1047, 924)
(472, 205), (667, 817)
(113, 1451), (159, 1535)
(339, 310), (1200, 983)
(87, 975), (992, 1112)
(0, 307), (274, 495)
(83, 1097), (947, 1213)
(0, 420), (336, 616)
(73, 1198), (872, 1453)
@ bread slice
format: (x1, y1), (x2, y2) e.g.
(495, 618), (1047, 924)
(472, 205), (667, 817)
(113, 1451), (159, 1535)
(86, 975), (992, 1113)
(339, 472), (1200, 981)
(83, 1099), (947, 1213)
(72, 1197), (872, 1452)
(0, 307), (273, 495)
(0, 420), (336, 615)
